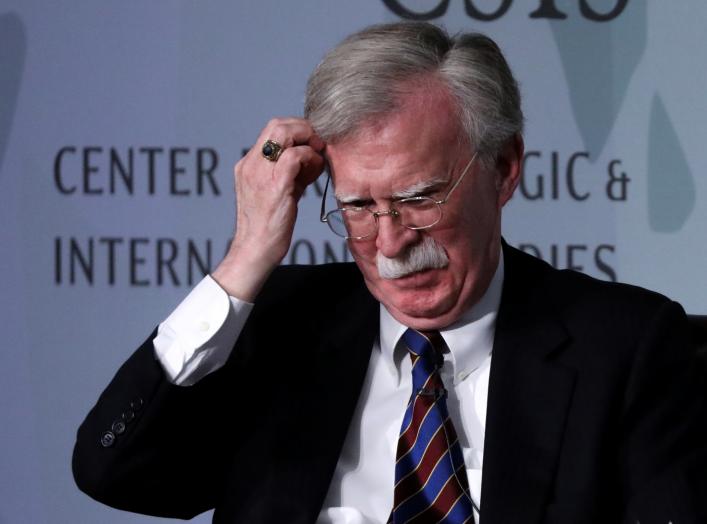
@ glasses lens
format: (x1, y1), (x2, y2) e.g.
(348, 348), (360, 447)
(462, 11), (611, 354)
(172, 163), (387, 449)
(325, 210), (349, 237)
(398, 198), (441, 229)
(326, 208), (375, 238)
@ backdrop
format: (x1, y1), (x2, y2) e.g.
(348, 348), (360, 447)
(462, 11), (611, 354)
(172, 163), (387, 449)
(1, 1), (705, 522)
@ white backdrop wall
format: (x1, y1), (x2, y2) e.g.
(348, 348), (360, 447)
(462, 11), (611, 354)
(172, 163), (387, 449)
(1, 1), (705, 523)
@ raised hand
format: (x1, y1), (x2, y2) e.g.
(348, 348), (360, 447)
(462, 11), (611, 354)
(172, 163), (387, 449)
(212, 118), (326, 301)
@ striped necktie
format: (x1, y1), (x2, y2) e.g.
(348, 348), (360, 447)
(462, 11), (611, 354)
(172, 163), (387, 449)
(389, 329), (474, 524)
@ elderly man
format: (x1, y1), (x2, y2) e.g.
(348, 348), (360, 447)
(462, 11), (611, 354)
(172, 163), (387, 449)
(73, 22), (707, 524)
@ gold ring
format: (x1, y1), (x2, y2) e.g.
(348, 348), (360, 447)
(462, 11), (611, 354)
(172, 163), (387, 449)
(261, 139), (283, 162)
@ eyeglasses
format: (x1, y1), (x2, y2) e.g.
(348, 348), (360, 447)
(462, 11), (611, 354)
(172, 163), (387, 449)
(319, 153), (477, 240)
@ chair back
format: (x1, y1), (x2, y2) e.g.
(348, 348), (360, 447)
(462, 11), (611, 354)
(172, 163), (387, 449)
(688, 315), (707, 360)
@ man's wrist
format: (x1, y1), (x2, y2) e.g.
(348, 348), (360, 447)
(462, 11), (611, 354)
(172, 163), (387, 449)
(211, 249), (276, 302)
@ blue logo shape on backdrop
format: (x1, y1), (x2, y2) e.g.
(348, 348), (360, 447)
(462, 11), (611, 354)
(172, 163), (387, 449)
(548, 2), (645, 159)
(647, 95), (695, 233)
(0, 13), (26, 177)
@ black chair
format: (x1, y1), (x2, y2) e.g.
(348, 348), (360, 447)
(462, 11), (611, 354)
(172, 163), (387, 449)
(688, 315), (707, 360)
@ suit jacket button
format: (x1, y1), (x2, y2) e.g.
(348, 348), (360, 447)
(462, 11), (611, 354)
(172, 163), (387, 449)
(122, 409), (135, 423)
(112, 420), (127, 435)
(100, 431), (116, 448)
(130, 398), (144, 411)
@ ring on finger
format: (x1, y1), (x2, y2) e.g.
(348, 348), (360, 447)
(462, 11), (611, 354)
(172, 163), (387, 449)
(261, 139), (284, 162)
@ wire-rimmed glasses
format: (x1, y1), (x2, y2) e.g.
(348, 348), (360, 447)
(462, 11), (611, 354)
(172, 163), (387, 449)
(320, 153), (477, 240)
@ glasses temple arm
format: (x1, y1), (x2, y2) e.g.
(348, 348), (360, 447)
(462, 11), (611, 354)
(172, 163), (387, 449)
(320, 173), (331, 222)
(438, 152), (477, 204)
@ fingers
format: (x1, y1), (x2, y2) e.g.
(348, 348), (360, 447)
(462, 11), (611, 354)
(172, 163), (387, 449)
(256, 117), (324, 152)
(215, 117), (327, 300)
(277, 145), (326, 191)
(237, 117), (325, 195)
(230, 117), (326, 249)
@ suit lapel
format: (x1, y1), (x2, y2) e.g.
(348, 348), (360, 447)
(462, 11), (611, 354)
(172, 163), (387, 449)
(308, 275), (380, 462)
(480, 245), (577, 523)
(274, 272), (380, 523)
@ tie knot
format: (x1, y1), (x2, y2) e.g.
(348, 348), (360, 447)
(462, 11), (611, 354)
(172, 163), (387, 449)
(402, 328), (446, 366)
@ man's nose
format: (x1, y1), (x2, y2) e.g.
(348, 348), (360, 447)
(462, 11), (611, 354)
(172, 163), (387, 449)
(375, 211), (419, 259)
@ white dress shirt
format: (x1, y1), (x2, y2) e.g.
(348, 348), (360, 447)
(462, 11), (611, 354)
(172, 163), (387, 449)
(153, 254), (504, 523)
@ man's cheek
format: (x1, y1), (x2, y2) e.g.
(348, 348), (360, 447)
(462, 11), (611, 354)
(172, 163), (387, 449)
(349, 243), (377, 264)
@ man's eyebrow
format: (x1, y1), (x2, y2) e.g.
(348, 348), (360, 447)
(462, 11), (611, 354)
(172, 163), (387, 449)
(335, 177), (449, 204)
(391, 177), (448, 199)
(334, 191), (369, 205)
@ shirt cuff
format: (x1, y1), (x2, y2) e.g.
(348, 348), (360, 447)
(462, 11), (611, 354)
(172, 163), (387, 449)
(153, 275), (254, 386)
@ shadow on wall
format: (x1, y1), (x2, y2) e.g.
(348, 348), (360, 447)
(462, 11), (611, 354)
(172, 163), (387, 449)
(548, 1), (646, 158)
(0, 12), (26, 177)
(647, 95), (695, 232)
(549, 3), (694, 232)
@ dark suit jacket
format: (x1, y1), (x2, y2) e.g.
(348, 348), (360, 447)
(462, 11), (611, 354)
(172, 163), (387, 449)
(73, 245), (707, 523)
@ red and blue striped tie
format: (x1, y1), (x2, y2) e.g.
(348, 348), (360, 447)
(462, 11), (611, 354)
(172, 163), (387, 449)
(389, 329), (474, 524)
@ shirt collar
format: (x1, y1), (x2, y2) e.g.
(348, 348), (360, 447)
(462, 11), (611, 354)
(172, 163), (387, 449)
(379, 249), (504, 383)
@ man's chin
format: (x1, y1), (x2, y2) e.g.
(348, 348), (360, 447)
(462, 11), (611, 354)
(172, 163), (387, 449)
(363, 268), (459, 328)
(381, 288), (456, 329)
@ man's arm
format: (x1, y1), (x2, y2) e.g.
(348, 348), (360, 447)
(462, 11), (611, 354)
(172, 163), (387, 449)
(72, 118), (326, 517)
(72, 326), (242, 518)
(153, 275), (252, 386)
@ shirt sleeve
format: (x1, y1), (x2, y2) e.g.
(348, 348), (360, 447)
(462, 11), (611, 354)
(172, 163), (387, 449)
(153, 275), (254, 386)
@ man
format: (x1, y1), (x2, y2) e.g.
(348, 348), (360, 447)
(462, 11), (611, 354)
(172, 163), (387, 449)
(73, 22), (707, 523)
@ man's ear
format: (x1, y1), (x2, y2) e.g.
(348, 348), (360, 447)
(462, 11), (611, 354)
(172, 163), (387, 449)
(494, 133), (524, 207)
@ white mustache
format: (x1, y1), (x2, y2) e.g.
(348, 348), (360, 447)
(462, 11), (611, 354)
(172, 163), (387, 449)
(377, 236), (449, 279)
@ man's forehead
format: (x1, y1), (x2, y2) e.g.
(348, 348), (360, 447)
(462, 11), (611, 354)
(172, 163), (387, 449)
(324, 83), (465, 199)
(352, 82), (459, 139)
(327, 80), (461, 148)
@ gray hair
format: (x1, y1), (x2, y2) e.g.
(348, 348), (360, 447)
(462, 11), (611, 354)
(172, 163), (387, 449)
(304, 22), (523, 160)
